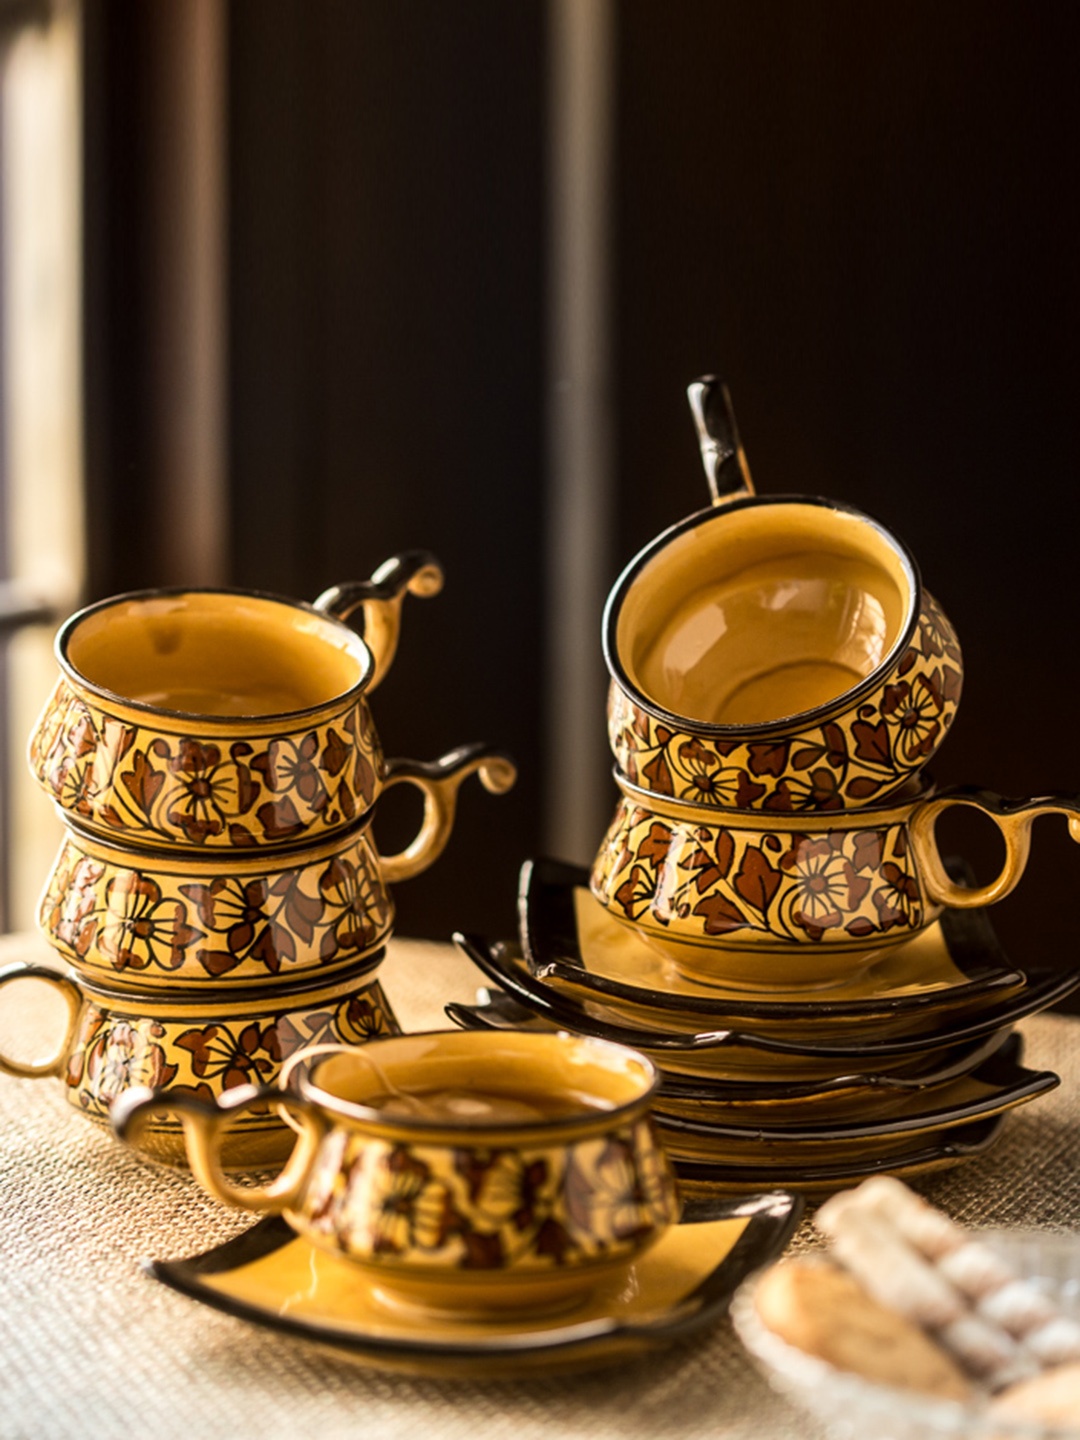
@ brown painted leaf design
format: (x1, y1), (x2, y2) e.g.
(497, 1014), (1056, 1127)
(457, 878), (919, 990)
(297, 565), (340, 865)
(845, 776), (886, 800)
(734, 846), (782, 913)
(321, 727), (349, 777)
(851, 830), (886, 872)
(747, 742), (790, 778)
(256, 796), (305, 840)
(734, 773), (768, 808)
(693, 891), (749, 935)
(639, 821), (673, 866)
(845, 916), (878, 938)
(942, 664), (963, 704)
(228, 822), (259, 846)
(642, 747), (674, 795)
(120, 751), (165, 817)
(459, 1228), (505, 1269)
(791, 744), (825, 771)
(852, 720), (891, 766)
(822, 723), (848, 765)
(534, 1217), (574, 1263)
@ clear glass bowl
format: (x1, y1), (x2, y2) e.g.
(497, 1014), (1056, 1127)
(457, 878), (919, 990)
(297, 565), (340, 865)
(731, 1231), (1080, 1440)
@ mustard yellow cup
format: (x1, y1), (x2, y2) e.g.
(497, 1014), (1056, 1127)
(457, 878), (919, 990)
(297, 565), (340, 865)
(112, 1030), (681, 1317)
(0, 955), (398, 1167)
(28, 553), (445, 851)
(604, 380), (963, 812)
(590, 770), (1080, 987)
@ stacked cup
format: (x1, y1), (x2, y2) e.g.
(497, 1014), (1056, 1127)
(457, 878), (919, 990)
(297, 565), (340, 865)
(1, 553), (515, 1166)
(591, 378), (1080, 988)
(452, 380), (1080, 1194)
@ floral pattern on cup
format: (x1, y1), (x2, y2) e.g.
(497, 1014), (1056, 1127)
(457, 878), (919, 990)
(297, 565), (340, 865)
(591, 797), (925, 951)
(39, 825), (393, 988)
(608, 591), (962, 812)
(62, 979), (398, 1135)
(28, 679), (383, 850)
(300, 1117), (677, 1274)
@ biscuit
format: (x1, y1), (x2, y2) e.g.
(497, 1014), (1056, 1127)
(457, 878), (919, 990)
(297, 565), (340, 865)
(989, 1360), (1080, 1427)
(754, 1259), (973, 1402)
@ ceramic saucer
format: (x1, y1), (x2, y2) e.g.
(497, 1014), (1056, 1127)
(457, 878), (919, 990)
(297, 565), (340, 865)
(518, 859), (1030, 1030)
(650, 1032), (1055, 1146)
(670, 1116), (1006, 1196)
(452, 933), (1076, 1074)
(147, 1190), (802, 1380)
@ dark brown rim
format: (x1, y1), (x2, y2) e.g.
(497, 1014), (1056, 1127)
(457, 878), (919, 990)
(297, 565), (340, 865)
(602, 494), (922, 738)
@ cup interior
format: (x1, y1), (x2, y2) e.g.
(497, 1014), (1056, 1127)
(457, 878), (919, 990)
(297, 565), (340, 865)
(61, 590), (372, 718)
(611, 500), (915, 728)
(303, 1030), (657, 1131)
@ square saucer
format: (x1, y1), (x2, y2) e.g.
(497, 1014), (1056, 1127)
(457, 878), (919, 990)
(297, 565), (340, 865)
(451, 932), (1076, 1078)
(519, 858), (1032, 1033)
(669, 1116), (1005, 1195)
(650, 1031), (1057, 1150)
(146, 1191), (802, 1380)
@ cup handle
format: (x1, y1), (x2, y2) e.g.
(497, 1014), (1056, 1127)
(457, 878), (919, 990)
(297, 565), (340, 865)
(379, 743), (517, 884)
(111, 1084), (326, 1211)
(0, 961), (82, 1079)
(687, 376), (755, 504)
(313, 550), (444, 693)
(909, 787), (1080, 909)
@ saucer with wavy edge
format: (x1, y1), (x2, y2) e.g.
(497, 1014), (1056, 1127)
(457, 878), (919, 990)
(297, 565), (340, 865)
(146, 1191), (802, 1380)
(447, 988), (1019, 1106)
(453, 932), (1080, 1067)
(669, 1116), (1005, 1195)
(519, 859), (1029, 1030)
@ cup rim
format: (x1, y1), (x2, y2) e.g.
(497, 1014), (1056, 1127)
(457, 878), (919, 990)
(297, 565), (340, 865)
(602, 494), (922, 739)
(296, 1028), (663, 1135)
(54, 584), (376, 725)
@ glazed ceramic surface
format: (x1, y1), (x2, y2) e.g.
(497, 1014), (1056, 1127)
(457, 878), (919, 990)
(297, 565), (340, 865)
(147, 1190), (801, 1379)
(671, 1116), (1004, 1196)
(449, 936), (1061, 1089)
(650, 1034), (1056, 1152)
(602, 380), (963, 811)
(0, 955), (398, 1167)
(590, 775), (1080, 985)
(520, 858), (1025, 1029)
(28, 554), (444, 851)
(114, 1031), (680, 1316)
(38, 745), (516, 992)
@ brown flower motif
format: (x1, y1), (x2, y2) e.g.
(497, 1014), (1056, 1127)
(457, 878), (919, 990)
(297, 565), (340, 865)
(253, 733), (328, 813)
(99, 873), (203, 972)
(344, 1146), (454, 1255)
(83, 1019), (178, 1106)
(872, 861), (922, 931)
(782, 838), (871, 937)
(164, 739), (236, 843)
(174, 1020), (281, 1088)
(672, 739), (742, 806)
(881, 674), (943, 765)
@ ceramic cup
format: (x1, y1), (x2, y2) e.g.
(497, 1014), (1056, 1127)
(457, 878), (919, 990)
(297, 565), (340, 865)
(38, 744), (515, 992)
(112, 1030), (680, 1317)
(604, 379), (963, 813)
(28, 552), (446, 851)
(0, 954), (398, 1167)
(590, 770), (1080, 986)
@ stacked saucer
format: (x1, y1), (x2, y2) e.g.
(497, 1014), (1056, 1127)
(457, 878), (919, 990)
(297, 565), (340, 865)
(450, 379), (1080, 1193)
(451, 858), (1076, 1194)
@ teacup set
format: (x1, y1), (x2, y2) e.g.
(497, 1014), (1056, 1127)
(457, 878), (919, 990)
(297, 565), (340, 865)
(1, 379), (1077, 1371)
(448, 378), (1080, 1196)
(0, 553), (515, 1165)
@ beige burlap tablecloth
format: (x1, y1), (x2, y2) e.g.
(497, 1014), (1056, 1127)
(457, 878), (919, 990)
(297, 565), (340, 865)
(1, 931), (1078, 1440)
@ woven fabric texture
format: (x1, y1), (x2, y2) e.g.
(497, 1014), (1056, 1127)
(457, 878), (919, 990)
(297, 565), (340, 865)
(1, 933), (1078, 1440)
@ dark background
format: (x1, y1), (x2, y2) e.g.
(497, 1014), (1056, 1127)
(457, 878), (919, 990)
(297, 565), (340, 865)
(82, 2), (1080, 986)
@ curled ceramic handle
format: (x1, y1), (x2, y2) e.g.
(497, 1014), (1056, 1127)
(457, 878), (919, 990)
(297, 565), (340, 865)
(909, 788), (1080, 909)
(380, 743), (517, 884)
(687, 376), (755, 504)
(314, 550), (444, 693)
(111, 1083), (326, 1210)
(0, 961), (82, 1079)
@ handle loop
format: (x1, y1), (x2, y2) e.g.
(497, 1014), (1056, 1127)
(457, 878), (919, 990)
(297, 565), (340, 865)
(314, 550), (444, 692)
(0, 961), (83, 1079)
(380, 744), (517, 884)
(687, 376), (755, 504)
(111, 1083), (326, 1210)
(910, 787), (1080, 909)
